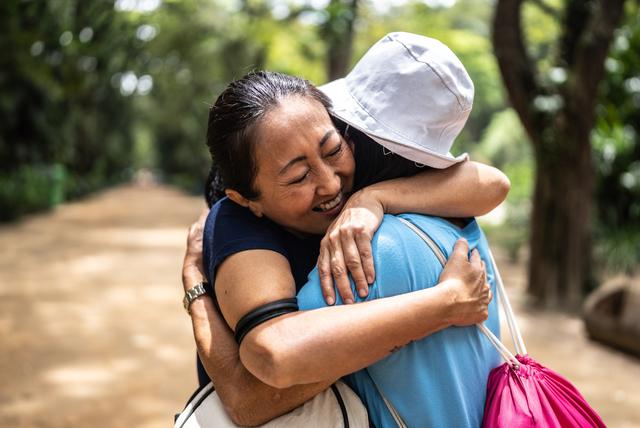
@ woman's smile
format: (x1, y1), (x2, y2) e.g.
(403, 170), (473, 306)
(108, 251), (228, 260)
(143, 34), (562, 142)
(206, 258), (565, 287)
(313, 192), (345, 214)
(244, 95), (356, 235)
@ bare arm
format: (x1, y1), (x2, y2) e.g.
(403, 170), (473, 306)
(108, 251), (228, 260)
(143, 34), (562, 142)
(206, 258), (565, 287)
(189, 298), (334, 425)
(215, 240), (489, 390)
(183, 216), (333, 426)
(367, 160), (510, 217)
(318, 160), (510, 304)
(184, 210), (488, 421)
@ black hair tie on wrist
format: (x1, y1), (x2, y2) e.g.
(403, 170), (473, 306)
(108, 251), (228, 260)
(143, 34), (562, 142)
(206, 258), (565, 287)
(234, 297), (299, 345)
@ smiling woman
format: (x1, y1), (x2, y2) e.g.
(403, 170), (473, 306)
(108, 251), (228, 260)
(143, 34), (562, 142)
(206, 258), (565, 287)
(184, 33), (513, 427)
(226, 95), (355, 236)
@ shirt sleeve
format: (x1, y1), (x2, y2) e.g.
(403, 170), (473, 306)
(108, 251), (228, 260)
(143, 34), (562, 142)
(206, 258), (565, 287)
(203, 198), (289, 285)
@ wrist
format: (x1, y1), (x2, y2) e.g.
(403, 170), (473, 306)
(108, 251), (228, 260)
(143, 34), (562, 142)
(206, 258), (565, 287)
(189, 294), (213, 323)
(183, 281), (210, 314)
(437, 279), (462, 327)
(352, 186), (387, 213)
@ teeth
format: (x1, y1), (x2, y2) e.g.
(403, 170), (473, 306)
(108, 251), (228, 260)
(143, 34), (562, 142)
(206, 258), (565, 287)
(318, 194), (342, 212)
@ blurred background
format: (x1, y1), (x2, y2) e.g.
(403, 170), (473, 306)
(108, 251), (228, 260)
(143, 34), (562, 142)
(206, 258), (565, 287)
(1, 0), (639, 426)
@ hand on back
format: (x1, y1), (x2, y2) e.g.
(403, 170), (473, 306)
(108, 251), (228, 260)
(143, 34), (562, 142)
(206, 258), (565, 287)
(439, 238), (492, 327)
(317, 189), (383, 305)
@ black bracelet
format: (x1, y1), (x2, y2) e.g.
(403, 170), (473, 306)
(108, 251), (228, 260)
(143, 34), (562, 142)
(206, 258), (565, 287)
(234, 297), (299, 345)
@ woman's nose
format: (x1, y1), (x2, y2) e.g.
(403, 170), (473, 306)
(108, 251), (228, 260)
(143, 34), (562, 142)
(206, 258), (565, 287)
(316, 164), (341, 196)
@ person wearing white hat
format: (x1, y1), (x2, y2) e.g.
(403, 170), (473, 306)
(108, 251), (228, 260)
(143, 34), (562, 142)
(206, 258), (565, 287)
(293, 32), (501, 428)
(180, 32), (508, 427)
(313, 31), (479, 302)
(321, 31), (472, 169)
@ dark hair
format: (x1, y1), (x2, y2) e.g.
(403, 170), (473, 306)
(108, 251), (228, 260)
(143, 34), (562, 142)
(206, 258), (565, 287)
(204, 71), (332, 207)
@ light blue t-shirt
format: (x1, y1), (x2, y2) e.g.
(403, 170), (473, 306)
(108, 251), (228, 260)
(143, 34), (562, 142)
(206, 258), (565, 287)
(297, 214), (501, 428)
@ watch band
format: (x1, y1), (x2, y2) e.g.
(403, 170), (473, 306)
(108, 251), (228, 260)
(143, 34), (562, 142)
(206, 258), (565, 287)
(183, 282), (208, 313)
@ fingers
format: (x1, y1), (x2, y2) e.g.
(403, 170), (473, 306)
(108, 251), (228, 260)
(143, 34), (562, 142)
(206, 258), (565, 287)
(470, 248), (481, 267)
(317, 241), (336, 305)
(186, 212), (208, 255)
(341, 229), (370, 298)
(197, 207), (209, 225)
(329, 232), (355, 304)
(355, 232), (375, 286)
(316, 200), (381, 304)
(440, 238), (469, 283)
(450, 238), (470, 262)
(319, 226), (373, 305)
(183, 210), (210, 289)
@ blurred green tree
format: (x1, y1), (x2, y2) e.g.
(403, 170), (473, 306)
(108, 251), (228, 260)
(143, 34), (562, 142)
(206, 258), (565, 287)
(322, 0), (359, 80)
(492, 0), (627, 308)
(140, 0), (325, 192)
(592, 2), (640, 274)
(0, 0), (141, 220)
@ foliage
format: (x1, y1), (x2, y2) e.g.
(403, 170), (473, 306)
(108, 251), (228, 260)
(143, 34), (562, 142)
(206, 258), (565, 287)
(493, 0), (628, 307)
(0, 0), (141, 220)
(475, 109), (534, 261)
(3, 0), (636, 296)
(593, 2), (640, 274)
(0, 165), (64, 221)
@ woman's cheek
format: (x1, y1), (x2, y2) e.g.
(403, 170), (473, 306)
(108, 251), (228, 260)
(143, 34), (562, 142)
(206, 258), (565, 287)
(282, 186), (314, 212)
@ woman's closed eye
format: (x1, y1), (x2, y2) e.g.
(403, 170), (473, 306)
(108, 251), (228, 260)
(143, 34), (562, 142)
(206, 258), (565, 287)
(288, 170), (310, 185)
(325, 141), (343, 158)
(287, 141), (344, 185)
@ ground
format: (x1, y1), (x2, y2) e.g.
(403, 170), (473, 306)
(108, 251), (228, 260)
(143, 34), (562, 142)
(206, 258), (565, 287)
(0, 183), (638, 427)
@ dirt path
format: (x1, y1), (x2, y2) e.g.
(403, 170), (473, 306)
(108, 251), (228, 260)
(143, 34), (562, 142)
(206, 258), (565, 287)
(0, 183), (638, 427)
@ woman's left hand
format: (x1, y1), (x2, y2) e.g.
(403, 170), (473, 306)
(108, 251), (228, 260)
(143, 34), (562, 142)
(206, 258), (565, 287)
(183, 209), (209, 295)
(317, 189), (384, 305)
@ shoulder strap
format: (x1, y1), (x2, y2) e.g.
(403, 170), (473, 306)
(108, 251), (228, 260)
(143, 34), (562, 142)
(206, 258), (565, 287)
(330, 384), (350, 428)
(363, 369), (408, 428)
(396, 217), (524, 364)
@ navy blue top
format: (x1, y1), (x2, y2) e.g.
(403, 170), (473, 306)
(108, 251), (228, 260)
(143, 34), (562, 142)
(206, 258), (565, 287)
(204, 198), (322, 290)
(198, 131), (427, 385)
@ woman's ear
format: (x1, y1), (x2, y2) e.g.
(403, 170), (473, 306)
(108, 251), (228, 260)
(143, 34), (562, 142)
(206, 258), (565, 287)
(225, 189), (263, 217)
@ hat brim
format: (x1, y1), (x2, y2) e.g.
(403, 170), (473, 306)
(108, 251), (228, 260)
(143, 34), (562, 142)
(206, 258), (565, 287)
(320, 78), (468, 169)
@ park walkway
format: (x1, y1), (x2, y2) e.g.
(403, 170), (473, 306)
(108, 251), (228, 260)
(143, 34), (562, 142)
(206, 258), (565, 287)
(0, 183), (638, 427)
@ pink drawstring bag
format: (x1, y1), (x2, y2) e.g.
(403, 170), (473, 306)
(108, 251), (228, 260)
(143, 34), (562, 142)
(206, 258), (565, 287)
(398, 219), (606, 428)
(479, 254), (606, 428)
(482, 354), (606, 428)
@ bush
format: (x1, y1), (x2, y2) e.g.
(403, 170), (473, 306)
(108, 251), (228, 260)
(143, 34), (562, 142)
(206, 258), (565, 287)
(0, 164), (65, 221)
(594, 225), (640, 275)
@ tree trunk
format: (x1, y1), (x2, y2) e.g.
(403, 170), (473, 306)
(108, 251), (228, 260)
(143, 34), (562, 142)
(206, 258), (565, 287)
(493, 0), (625, 308)
(325, 0), (358, 80)
(528, 125), (594, 309)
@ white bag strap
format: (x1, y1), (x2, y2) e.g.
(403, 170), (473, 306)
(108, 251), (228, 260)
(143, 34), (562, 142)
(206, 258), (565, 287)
(396, 217), (525, 366)
(363, 369), (408, 428)
(487, 250), (527, 355)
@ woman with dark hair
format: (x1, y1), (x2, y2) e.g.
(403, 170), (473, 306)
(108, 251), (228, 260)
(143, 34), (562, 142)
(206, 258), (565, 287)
(182, 34), (508, 426)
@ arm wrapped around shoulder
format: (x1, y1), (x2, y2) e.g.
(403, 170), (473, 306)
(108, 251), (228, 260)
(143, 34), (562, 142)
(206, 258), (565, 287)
(235, 298), (299, 344)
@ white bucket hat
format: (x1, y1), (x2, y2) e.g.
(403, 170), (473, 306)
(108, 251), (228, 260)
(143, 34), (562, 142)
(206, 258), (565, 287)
(320, 32), (473, 168)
